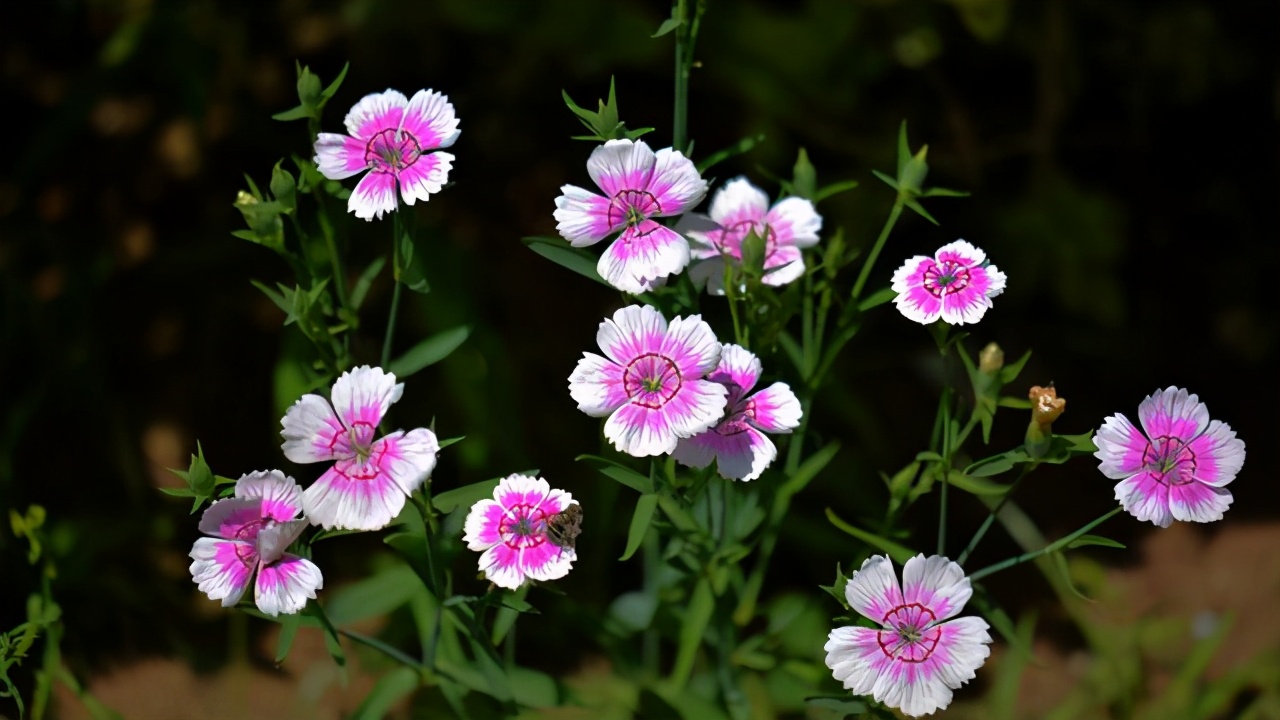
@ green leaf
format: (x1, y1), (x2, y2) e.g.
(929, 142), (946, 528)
(895, 121), (911, 178)
(856, 286), (896, 311)
(779, 441), (840, 498)
(561, 88), (599, 123)
(652, 15), (683, 37)
(813, 179), (860, 203)
(919, 186), (969, 198)
(696, 134), (765, 174)
(303, 602), (347, 667)
(509, 667), (558, 708)
(350, 667), (419, 720)
(395, 227), (431, 294)
(824, 509), (916, 564)
(903, 197), (939, 225)
(1067, 534), (1126, 550)
(319, 62), (349, 104)
(576, 454), (653, 494)
(672, 578), (715, 686)
(805, 696), (870, 714)
(946, 470), (1010, 496)
(350, 256), (386, 311)
(325, 563), (421, 626)
(871, 169), (899, 191)
(523, 236), (609, 286)
(275, 612), (301, 664)
(271, 105), (311, 122)
(620, 494), (658, 561)
(1050, 551), (1092, 601)
(269, 160), (296, 211)
(388, 325), (471, 379)
(964, 448), (1030, 478)
(997, 349), (1033, 384)
(158, 487), (195, 498)
(431, 478), (500, 513)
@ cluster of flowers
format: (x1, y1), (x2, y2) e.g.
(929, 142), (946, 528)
(193, 88), (1248, 717)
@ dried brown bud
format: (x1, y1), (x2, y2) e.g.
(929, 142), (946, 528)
(1028, 385), (1066, 427)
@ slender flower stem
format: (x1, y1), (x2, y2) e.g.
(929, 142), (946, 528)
(936, 389), (953, 556)
(671, 0), (704, 153)
(851, 196), (905, 301)
(967, 507), (1123, 582)
(957, 465), (1032, 566)
(382, 208), (404, 368)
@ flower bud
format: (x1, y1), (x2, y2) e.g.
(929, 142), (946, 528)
(1025, 384), (1065, 458)
(978, 343), (1004, 375)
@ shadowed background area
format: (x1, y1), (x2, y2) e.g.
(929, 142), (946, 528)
(1, 0), (1276, 717)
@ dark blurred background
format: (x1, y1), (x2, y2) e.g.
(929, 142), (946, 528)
(1, 0), (1276, 713)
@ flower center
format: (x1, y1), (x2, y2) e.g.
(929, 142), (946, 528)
(876, 603), (942, 663)
(1142, 435), (1197, 486)
(622, 353), (682, 409)
(365, 128), (423, 174)
(333, 441), (388, 482)
(499, 504), (551, 550)
(607, 189), (661, 229)
(231, 517), (273, 542)
(922, 260), (972, 298)
(714, 400), (755, 436)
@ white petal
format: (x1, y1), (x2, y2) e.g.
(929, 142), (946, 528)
(707, 177), (769, 225)
(587, 139), (656, 197)
(255, 555), (323, 616)
(330, 365), (404, 432)
(281, 394), (346, 464)
(765, 196), (822, 248)
(343, 89), (409, 139)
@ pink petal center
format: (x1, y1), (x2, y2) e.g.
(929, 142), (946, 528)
(709, 220), (778, 259)
(333, 440), (389, 482)
(498, 504), (551, 550)
(1142, 435), (1197, 486)
(877, 602), (941, 662)
(607, 189), (661, 228)
(922, 259), (973, 297)
(714, 400), (753, 436)
(622, 353), (683, 409)
(330, 421), (377, 460)
(365, 128), (423, 174)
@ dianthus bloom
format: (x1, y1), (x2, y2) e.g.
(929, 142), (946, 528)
(189, 470), (323, 616)
(553, 139), (707, 293)
(891, 240), (1006, 325)
(673, 344), (802, 481)
(1094, 386), (1245, 527)
(314, 89), (460, 220)
(462, 474), (577, 590)
(568, 304), (728, 457)
(281, 366), (439, 531)
(683, 177), (822, 294)
(825, 554), (991, 717)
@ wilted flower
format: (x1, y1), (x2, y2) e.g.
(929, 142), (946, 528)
(314, 89), (460, 220)
(673, 344), (802, 481)
(281, 366), (439, 531)
(1025, 384), (1066, 456)
(825, 554), (992, 717)
(189, 470), (323, 616)
(1094, 386), (1245, 527)
(462, 474), (578, 590)
(683, 177), (822, 294)
(553, 139), (707, 293)
(891, 240), (1006, 325)
(568, 304), (727, 457)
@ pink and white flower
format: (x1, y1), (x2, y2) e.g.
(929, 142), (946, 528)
(569, 305), (728, 457)
(673, 344), (802, 481)
(891, 240), (1006, 325)
(553, 139), (707, 294)
(1094, 386), (1245, 528)
(683, 177), (822, 294)
(462, 474), (577, 590)
(281, 366), (439, 531)
(189, 470), (323, 616)
(825, 554), (992, 718)
(314, 89), (460, 220)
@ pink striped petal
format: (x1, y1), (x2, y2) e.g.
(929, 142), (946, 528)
(1186, 419), (1245, 487)
(478, 542), (525, 590)
(281, 394), (350, 464)
(343, 89), (408, 141)
(646, 147), (706, 216)
(491, 474), (553, 515)
(374, 428), (439, 496)
(302, 463), (408, 531)
(400, 89), (460, 150)
(397, 151), (453, 206)
(348, 169), (398, 221)
(330, 366), (403, 446)
(872, 617), (991, 717)
(1138, 387), (1210, 444)
(939, 271), (1001, 325)
(587, 139), (656, 198)
(762, 245), (805, 286)
(462, 499), (507, 550)
(255, 554), (323, 617)
(673, 425), (776, 481)
(709, 344), (761, 394)
(688, 256), (729, 295)
(597, 304), (668, 365)
(661, 313), (723, 380)
(707, 178), (768, 230)
(604, 378), (727, 458)
(934, 239), (985, 267)
(1168, 481), (1233, 523)
(1114, 470), (1174, 527)
(597, 221), (690, 294)
(520, 540), (576, 583)
(255, 519), (309, 565)
(197, 498), (266, 541)
(748, 383), (802, 433)
(314, 133), (369, 180)
(765, 196), (822, 249)
(189, 538), (256, 608)
(568, 353), (629, 417)
(845, 555), (906, 624)
(554, 185), (621, 247)
(234, 470), (303, 521)
(900, 554), (971, 623)
(1093, 413), (1149, 480)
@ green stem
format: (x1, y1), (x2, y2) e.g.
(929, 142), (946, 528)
(382, 209), (404, 368)
(956, 465), (1032, 566)
(851, 196), (906, 301)
(671, 0), (704, 153)
(967, 507), (1123, 582)
(936, 389), (953, 556)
